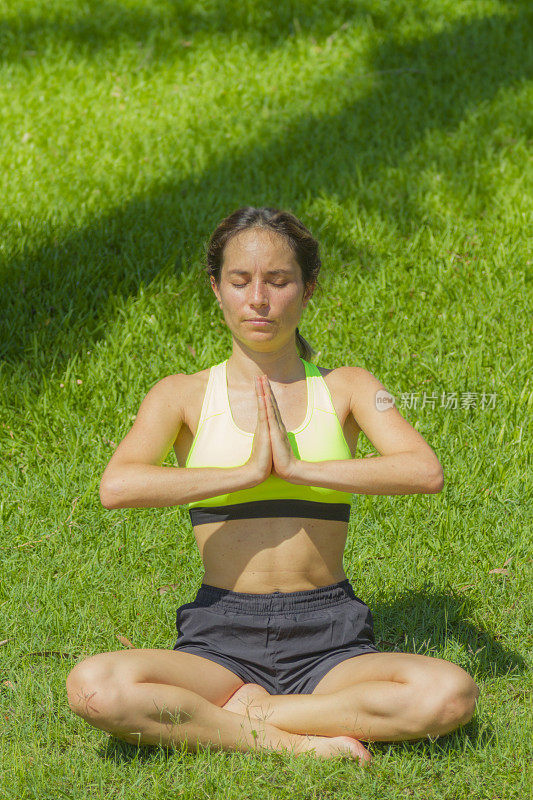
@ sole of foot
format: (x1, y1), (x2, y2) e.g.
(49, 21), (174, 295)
(298, 734), (372, 764)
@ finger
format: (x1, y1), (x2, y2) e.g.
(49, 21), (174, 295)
(262, 378), (286, 432)
(261, 377), (277, 429)
(264, 379), (285, 430)
(255, 377), (267, 418)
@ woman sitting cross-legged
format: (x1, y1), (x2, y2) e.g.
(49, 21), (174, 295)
(66, 206), (479, 764)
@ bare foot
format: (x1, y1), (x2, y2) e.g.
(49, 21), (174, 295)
(222, 685), (372, 765)
(222, 683), (270, 716)
(297, 734), (372, 765)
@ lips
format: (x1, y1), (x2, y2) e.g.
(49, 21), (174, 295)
(245, 319), (272, 323)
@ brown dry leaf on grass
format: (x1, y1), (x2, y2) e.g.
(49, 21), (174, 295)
(460, 557), (514, 588)
(489, 557), (513, 576)
(157, 583), (180, 595)
(116, 635), (136, 648)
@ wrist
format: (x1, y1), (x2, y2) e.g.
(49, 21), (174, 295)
(285, 458), (308, 484)
(238, 463), (265, 488)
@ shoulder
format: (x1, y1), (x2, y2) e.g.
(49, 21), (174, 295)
(148, 367), (212, 414)
(145, 372), (188, 399)
(316, 365), (381, 394)
(152, 367), (211, 394)
(317, 365), (391, 413)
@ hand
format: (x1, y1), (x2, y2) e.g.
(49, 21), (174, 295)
(260, 375), (299, 481)
(244, 376), (273, 483)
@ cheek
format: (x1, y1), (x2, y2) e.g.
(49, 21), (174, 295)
(279, 290), (304, 315)
(219, 289), (241, 312)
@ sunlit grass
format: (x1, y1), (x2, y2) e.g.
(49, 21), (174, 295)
(0, 0), (531, 797)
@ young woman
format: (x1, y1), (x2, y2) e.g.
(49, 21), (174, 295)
(66, 207), (479, 764)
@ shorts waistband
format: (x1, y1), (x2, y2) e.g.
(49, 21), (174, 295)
(194, 579), (358, 614)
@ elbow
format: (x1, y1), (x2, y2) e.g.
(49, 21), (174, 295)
(99, 480), (120, 510)
(426, 463), (444, 493)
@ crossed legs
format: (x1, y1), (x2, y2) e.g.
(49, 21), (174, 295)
(65, 649), (371, 762)
(223, 652), (480, 743)
(66, 649), (479, 763)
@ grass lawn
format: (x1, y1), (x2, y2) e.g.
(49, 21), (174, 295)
(1, 0), (532, 797)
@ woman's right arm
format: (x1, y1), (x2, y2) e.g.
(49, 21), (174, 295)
(99, 373), (266, 509)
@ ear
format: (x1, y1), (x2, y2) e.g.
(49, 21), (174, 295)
(210, 276), (223, 308)
(302, 281), (316, 308)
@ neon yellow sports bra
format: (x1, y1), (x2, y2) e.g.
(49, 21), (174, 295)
(185, 358), (353, 526)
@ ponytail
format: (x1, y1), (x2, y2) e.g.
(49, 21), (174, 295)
(295, 327), (316, 361)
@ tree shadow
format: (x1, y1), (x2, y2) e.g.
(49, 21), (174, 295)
(2, 7), (531, 387)
(1, 0), (382, 64)
(3, 0), (529, 64)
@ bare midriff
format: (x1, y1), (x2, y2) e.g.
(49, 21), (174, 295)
(194, 517), (350, 593)
(173, 366), (360, 594)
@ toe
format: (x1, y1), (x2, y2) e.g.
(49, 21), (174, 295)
(339, 736), (372, 764)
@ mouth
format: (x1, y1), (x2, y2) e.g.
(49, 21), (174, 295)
(244, 319), (272, 325)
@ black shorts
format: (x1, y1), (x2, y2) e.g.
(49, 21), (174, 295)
(173, 579), (380, 695)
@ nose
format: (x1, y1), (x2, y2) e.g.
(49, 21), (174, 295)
(249, 279), (269, 309)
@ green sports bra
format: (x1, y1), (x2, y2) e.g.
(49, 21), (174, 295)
(185, 358), (353, 526)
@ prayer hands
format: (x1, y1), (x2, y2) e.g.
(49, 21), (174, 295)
(247, 375), (298, 483)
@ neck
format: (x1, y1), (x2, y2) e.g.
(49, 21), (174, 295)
(227, 337), (304, 385)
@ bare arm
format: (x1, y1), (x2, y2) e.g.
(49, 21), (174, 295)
(101, 463), (258, 509)
(99, 374), (259, 510)
(288, 367), (444, 495)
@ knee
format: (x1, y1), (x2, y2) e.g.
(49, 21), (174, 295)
(66, 656), (127, 730)
(427, 673), (480, 734)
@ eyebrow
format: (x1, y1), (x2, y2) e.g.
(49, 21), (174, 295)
(227, 268), (293, 276)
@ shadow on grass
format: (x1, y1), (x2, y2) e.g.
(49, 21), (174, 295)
(371, 715), (492, 759)
(100, 736), (179, 764)
(0, 0), (434, 63)
(3, 0), (531, 63)
(2, 7), (531, 384)
(370, 586), (527, 681)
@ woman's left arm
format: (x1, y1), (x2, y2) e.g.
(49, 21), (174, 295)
(265, 368), (444, 496)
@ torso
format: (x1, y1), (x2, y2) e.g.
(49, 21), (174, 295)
(173, 365), (361, 593)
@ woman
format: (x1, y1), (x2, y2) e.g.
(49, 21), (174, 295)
(66, 206), (479, 764)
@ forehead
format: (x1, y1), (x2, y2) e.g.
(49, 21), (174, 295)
(222, 227), (298, 271)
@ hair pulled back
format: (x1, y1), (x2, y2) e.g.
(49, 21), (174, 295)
(206, 206), (320, 361)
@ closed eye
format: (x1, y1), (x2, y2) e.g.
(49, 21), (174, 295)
(231, 282), (288, 287)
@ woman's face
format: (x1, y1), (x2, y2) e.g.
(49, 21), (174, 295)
(211, 227), (315, 352)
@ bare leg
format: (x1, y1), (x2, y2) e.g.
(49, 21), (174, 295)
(223, 684), (372, 761)
(68, 679), (371, 763)
(233, 681), (421, 742)
(223, 680), (476, 743)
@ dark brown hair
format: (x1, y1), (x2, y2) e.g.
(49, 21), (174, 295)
(205, 206), (321, 360)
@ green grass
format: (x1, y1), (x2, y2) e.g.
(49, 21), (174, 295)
(1, 0), (532, 797)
